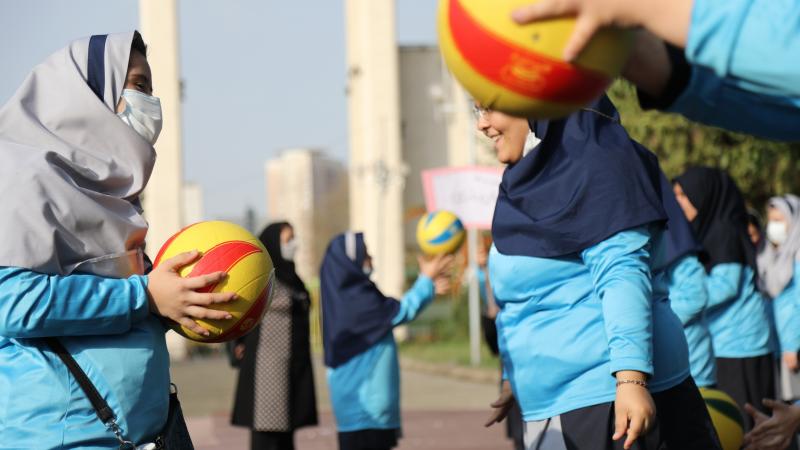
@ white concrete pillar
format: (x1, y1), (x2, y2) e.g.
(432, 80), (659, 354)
(139, 0), (184, 251)
(345, 0), (405, 297)
(139, 0), (187, 360)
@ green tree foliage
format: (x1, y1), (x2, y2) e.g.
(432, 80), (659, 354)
(607, 80), (800, 209)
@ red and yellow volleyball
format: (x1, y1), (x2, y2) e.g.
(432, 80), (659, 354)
(438, 0), (632, 118)
(153, 221), (274, 343)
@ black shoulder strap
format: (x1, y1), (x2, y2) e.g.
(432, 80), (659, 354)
(46, 337), (116, 424)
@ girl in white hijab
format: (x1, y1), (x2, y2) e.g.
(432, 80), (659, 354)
(0, 31), (235, 448)
(758, 194), (800, 399)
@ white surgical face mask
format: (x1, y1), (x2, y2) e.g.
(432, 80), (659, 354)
(280, 239), (298, 262)
(117, 89), (162, 145)
(767, 220), (788, 246)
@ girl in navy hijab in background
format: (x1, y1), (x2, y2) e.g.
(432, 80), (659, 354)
(479, 96), (720, 450)
(321, 232), (452, 450)
(674, 167), (775, 429)
(655, 174), (718, 391)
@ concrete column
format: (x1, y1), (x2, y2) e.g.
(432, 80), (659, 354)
(345, 0), (405, 297)
(139, 0), (186, 360)
(139, 0), (184, 251)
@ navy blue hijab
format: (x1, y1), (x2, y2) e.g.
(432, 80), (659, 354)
(492, 95), (668, 257)
(320, 232), (401, 368)
(674, 167), (756, 272)
(657, 172), (701, 271)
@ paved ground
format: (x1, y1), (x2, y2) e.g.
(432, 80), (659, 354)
(171, 355), (515, 449)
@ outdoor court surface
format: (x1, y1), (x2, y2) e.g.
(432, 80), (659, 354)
(172, 354), (513, 450)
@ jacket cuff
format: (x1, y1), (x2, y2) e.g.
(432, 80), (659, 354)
(637, 44), (692, 111)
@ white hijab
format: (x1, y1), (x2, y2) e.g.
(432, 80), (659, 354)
(0, 31), (156, 277)
(758, 194), (800, 298)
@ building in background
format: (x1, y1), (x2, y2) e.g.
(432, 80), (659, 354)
(399, 46), (450, 249)
(265, 148), (349, 282)
(345, 0), (496, 297)
(345, 3), (497, 291)
(398, 45), (496, 251)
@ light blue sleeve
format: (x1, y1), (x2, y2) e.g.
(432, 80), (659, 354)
(477, 268), (488, 306)
(705, 263), (742, 309)
(687, 0), (800, 99)
(391, 275), (435, 326)
(581, 227), (654, 376)
(667, 0), (800, 140)
(667, 255), (708, 325)
(0, 267), (151, 338)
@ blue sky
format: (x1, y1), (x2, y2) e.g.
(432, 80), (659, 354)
(0, 0), (439, 219)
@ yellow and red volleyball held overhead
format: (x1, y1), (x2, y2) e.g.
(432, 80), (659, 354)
(417, 210), (466, 256)
(438, 0), (632, 118)
(153, 221), (275, 343)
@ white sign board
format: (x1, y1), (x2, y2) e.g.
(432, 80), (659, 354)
(422, 166), (504, 229)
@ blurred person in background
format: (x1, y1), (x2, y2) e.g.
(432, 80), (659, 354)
(758, 196), (800, 400)
(674, 167), (775, 429)
(231, 222), (318, 450)
(657, 175), (717, 391)
(321, 232), (452, 450)
(470, 233), (524, 450)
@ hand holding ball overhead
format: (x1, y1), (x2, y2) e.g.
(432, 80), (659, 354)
(416, 210), (466, 256)
(438, 0), (632, 118)
(416, 211), (463, 295)
(418, 253), (455, 296)
(150, 221), (275, 343)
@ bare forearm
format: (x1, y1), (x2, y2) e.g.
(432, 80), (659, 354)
(622, 30), (672, 98)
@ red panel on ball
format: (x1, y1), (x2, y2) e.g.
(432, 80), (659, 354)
(205, 276), (272, 343)
(448, 0), (609, 104)
(187, 241), (262, 293)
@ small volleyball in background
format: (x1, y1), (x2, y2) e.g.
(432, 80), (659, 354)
(153, 220), (275, 343)
(700, 388), (744, 450)
(416, 210), (466, 255)
(437, 0), (632, 119)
